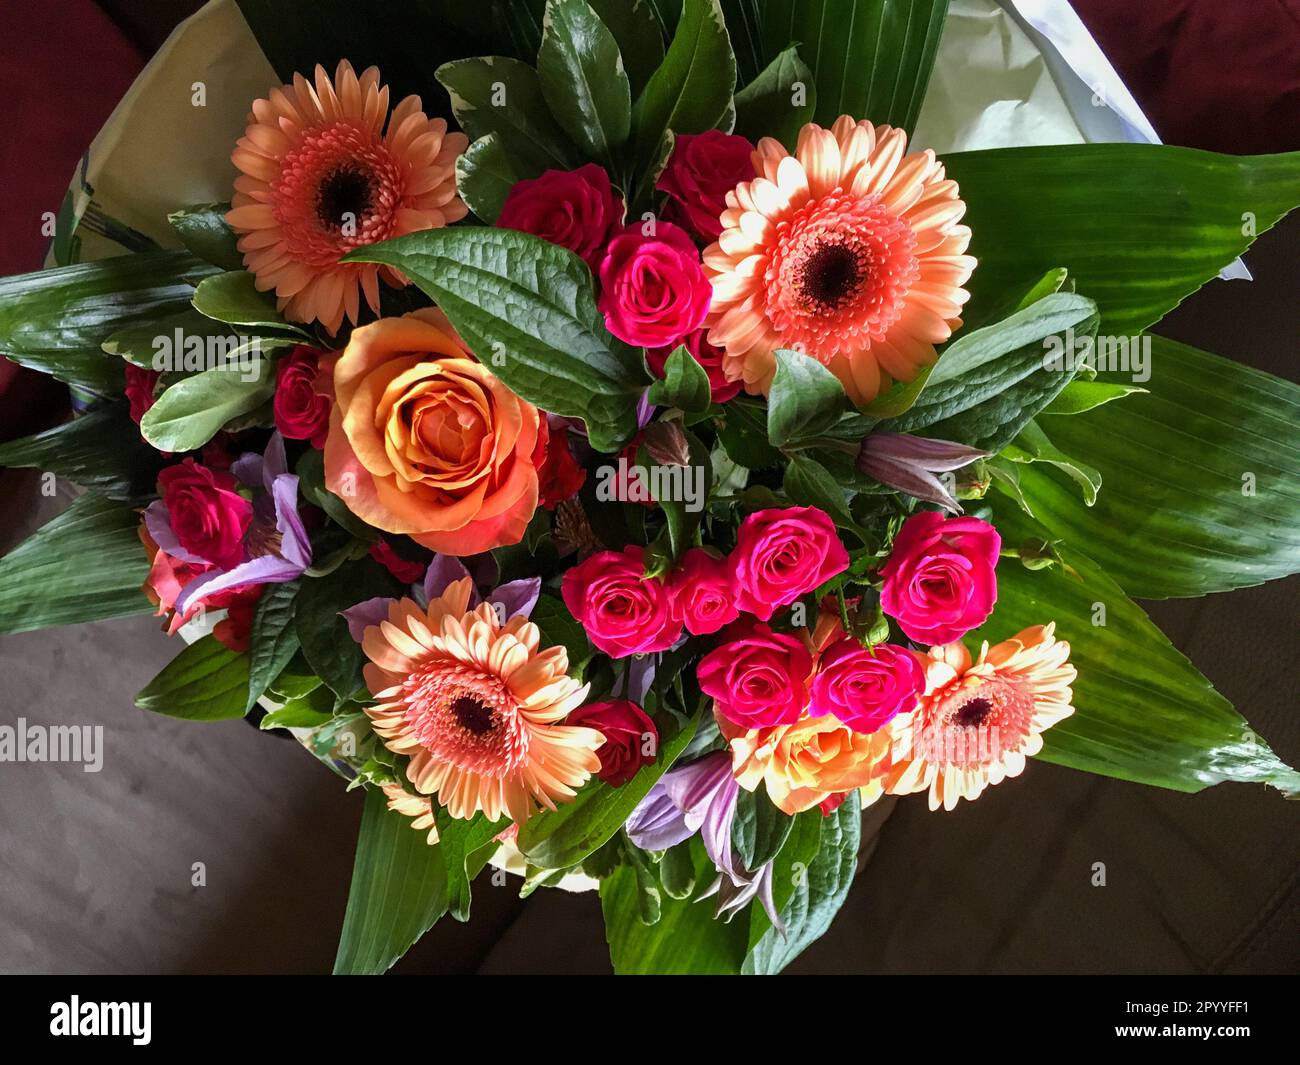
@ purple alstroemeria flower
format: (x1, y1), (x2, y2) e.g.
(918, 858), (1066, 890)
(341, 553), (542, 643)
(147, 433), (312, 616)
(625, 752), (785, 934)
(856, 432), (989, 514)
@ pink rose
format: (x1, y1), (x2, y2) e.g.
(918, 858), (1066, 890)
(656, 130), (756, 241)
(567, 700), (659, 787)
(597, 222), (711, 348)
(733, 506), (850, 621)
(669, 548), (739, 636)
(879, 511), (1001, 644)
(809, 639), (924, 734)
(496, 164), (624, 270)
(157, 459), (252, 570)
(125, 365), (162, 425)
(648, 328), (741, 404)
(561, 545), (682, 658)
(698, 621), (813, 729)
(273, 345), (331, 447)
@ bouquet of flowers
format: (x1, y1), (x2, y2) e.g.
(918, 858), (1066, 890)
(2, 0), (1297, 975)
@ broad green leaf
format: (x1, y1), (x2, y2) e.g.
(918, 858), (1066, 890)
(0, 250), (210, 393)
(768, 348), (849, 447)
(135, 635), (251, 722)
(716, 395), (781, 468)
(334, 787), (448, 975)
(646, 344), (712, 414)
(295, 560), (402, 701)
(455, 133), (526, 224)
(433, 808), (510, 921)
(1011, 336), (1300, 598)
(601, 835), (750, 974)
(102, 306), (289, 370)
(862, 363), (932, 419)
(720, 0), (763, 83)
(518, 715), (697, 869)
(760, 0), (949, 132)
(731, 786), (794, 870)
(782, 452), (857, 529)
(0, 404), (162, 503)
(733, 44), (815, 149)
(0, 493), (151, 634)
(588, 0), (665, 94)
(1002, 419), (1101, 506)
(658, 839), (697, 898)
(168, 203), (243, 272)
(344, 227), (648, 452)
(538, 0), (632, 169)
(139, 357), (276, 452)
(258, 689), (333, 730)
(436, 56), (579, 172)
(945, 144), (1300, 335)
(977, 505), (1300, 795)
(631, 0), (736, 170)
(245, 580), (302, 713)
(1041, 379), (1147, 416)
(190, 271), (306, 333)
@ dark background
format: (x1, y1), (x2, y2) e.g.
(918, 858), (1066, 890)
(0, 0), (1296, 973)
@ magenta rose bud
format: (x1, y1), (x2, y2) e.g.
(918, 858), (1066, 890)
(561, 545), (682, 658)
(669, 548), (740, 636)
(567, 699), (660, 787)
(655, 130), (756, 241)
(809, 639), (924, 734)
(647, 328), (741, 404)
(157, 459), (253, 570)
(273, 345), (331, 447)
(597, 221), (712, 348)
(879, 511), (1001, 644)
(698, 621), (813, 729)
(496, 163), (624, 270)
(732, 506), (850, 621)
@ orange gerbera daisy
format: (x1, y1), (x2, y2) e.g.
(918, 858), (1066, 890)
(882, 624), (1076, 811)
(380, 782), (439, 845)
(703, 116), (975, 405)
(228, 59), (467, 333)
(361, 577), (603, 824)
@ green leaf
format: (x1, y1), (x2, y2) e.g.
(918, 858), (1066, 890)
(135, 635), (252, 722)
(745, 791), (860, 973)
(976, 504), (1300, 795)
(245, 580), (302, 713)
(1008, 336), (1300, 598)
(295, 560), (402, 701)
(646, 344), (712, 414)
(102, 306), (293, 370)
(782, 452), (856, 528)
(720, 0), (763, 82)
(343, 226), (648, 452)
(139, 356), (276, 453)
(733, 44), (815, 149)
(0, 493), (151, 634)
(658, 840), (697, 899)
(0, 250), (211, 394)
(258, 689), (333, 730)
(190, 271), (306, 333)
(167, 203), (243, 272)
(436, 56), (579, 172)
(731, 787), (794, 870)
(760, 0), (949, 132)
(334, 787), (448, 975)
(530, 594), (593, 676)
(768, 348), (849, 447)
(518, 715), (697, 869)
(455, 133), (526, 224)
(588, 0), (665, 95)
(945, 144), (1300, 335)
(1040, 379), (1147, 416)
(1002, 419), (1101, 506)
(433, 808), (510, 921)
(601, 836), (750, 973)
(537, 0), (632, 169)
(716, 395), (781, 468)
(0, 404), (162, 503)
(295, 448), (379, 543)
(631, 0), (736, 171)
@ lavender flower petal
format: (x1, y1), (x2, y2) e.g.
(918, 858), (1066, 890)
(175, 554), (303, 615)
(342, 597), (396, 643)
(143, 501), (209, 566)
(422, 553), (476, 604)
(625, 783), (697, 851)
(489, 577), (541, 621)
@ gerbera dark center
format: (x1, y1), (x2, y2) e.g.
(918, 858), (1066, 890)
(800, 242), (863, 308)
(316, 165), (373, 229)
(952, 696), (994, 729)
(451, 695), (495, 736)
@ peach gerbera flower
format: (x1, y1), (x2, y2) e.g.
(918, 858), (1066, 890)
(228, 60), (468, 334)
(380, 782), (439, 845)
(703, 116), (976, 405)
(882, 624), (1076, 811)
(361, 577), (603, 824)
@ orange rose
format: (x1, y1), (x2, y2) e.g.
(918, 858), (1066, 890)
(324, 309), (543, 554)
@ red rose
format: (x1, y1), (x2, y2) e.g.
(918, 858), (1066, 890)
(597, 221), (711, 348)
(212, 591), (262, 652)
(567, 700), (659, 786)
(536, 419), (587, 510)
(648, 328), (741, 404)
(669, 547), (739, 636)
(368, 539), (426, 584)
(125, 365), (162, 425)
(656, 130), (756, 241)
(561, 545), (682, 658)
(809, 639), (924, 734)
(697, 621), (813, 729)
(732, 506), (850, 621)
(157, 459), (252, 569)
(496, 163), (624, 270)
(273, 345), (330, 447)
